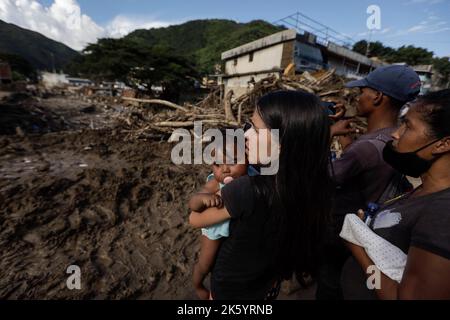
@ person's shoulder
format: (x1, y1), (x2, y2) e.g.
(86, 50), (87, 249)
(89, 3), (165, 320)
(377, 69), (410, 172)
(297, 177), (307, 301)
(221, 175), (255, 219)
(221, 175), (254, 198)
(421, 189), (450, 218)
(343, 138), (380, 164)
(225, 175), (252, 188)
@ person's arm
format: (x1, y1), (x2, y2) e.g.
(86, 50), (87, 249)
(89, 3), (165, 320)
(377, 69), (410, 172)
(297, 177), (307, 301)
(330, 118), (357, 138)
(345, 241), (399, 299)
(188, 179), (221, 212)
(189, 205), (231, 228)
(399, 247), (450, 299)
(346, 243), (450, 300)
(330, 140), (378, 185)
(329, 147), (362, 185)
(189, 176), (253, 229)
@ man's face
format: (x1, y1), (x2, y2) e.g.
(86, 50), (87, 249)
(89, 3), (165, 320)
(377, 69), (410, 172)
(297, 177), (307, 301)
(356, 87), (378, 117)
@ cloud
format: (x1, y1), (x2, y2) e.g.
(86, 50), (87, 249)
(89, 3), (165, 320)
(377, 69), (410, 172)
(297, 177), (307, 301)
(105, 15), (174, 38)
(0, 0), (177, 51)
(0, 0), (103, 50)
(408, 25), (426, 32)
(383, 12), (449, 38)
(424, 27), (450, 33)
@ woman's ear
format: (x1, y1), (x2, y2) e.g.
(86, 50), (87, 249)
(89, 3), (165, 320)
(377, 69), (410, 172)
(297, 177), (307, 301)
(432, 137), (450, 155)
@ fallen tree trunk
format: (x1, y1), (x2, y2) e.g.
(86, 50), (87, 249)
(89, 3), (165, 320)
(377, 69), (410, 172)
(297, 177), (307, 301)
(121, 97), (188, 112)
(154, 119), (238, 128)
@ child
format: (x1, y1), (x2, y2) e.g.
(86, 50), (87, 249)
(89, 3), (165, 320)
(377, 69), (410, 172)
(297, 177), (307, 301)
(188, 133), (255, 300)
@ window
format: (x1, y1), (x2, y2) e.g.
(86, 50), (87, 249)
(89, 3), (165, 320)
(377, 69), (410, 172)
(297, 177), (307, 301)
(233, 58), (238, 66)
(249, 52), (254, 62)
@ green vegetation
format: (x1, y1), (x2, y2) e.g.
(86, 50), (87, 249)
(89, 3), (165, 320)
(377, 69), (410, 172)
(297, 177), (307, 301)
(353, 40), (450, 86)
(125, 19), (283, 73)
(68, 19), (283, 98)
(67, 37), (199, 99)
(0, 19), (79, 71)
(0, 52), (36, 81)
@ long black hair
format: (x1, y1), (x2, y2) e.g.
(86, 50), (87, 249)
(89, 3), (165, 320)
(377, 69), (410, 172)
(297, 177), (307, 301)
(252, 90), (333, 279)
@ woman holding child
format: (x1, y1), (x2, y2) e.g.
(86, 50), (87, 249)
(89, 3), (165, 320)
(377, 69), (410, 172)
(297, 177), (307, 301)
(189, 90), (334, 299)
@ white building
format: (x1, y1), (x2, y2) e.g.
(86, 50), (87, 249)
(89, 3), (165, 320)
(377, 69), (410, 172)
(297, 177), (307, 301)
(221, 29), (383, 98)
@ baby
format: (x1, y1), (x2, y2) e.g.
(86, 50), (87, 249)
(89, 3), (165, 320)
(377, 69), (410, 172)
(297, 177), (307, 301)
(188, 131), (257, 299)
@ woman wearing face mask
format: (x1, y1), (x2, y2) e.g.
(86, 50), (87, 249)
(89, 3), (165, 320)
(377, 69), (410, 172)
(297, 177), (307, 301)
(189, 90), (333, 299)
(341, 89), (450, 300)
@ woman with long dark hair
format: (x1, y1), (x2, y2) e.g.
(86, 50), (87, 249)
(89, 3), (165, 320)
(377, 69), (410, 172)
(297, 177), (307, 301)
(189, 90), (333, 299)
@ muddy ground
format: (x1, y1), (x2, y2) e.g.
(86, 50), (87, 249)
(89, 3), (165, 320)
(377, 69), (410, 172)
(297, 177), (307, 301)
(0, 93), (314, 299)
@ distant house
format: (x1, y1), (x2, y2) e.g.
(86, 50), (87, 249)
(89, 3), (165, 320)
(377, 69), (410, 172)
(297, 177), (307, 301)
(0, 61), (12, 84)
(220, 29), (383, 98)
(67, 77), (93, 87)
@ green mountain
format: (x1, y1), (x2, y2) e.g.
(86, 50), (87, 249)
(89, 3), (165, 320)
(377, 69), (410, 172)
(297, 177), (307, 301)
(0, 19), (79, 71)
(125, 19), (284, 73)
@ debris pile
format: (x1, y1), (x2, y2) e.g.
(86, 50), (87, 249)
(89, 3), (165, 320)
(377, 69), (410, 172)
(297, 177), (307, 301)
(0, 93), (71, 135)
(114, 69), (360, 140)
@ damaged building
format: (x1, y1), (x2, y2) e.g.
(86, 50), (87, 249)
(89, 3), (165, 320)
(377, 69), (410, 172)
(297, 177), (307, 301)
(220, 28), (383, 98)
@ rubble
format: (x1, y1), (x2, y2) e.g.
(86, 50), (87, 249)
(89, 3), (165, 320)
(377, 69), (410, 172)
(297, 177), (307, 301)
(114, 68), (364, 144)
(0, 68), (366, 299)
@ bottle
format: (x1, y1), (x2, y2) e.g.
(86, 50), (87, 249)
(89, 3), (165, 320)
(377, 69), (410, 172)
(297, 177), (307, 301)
(364, 202), (379, 226)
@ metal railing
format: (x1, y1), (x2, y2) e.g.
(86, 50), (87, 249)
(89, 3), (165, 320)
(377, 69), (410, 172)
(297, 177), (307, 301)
(272, 12), (355, 48)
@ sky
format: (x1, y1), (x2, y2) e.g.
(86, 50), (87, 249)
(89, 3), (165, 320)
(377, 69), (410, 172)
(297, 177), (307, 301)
(0, 0), (449, 57)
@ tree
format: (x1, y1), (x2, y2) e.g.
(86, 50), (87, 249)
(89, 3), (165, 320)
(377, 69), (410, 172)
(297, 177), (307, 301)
(353, 40), (449, 87)
(0, 52), (36, 81)
(386, 45), (433, 66)
(432, 57), (450, 87)
(353, 40), (394, 58)
(67, 38), (199, 100)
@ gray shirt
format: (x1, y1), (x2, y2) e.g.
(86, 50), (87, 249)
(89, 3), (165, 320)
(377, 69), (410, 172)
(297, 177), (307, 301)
(341, 186), (450, 299)
(331, 127), (397, 223)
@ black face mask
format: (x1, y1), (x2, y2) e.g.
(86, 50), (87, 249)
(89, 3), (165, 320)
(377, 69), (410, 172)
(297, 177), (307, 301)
(383, 139), (440, 178)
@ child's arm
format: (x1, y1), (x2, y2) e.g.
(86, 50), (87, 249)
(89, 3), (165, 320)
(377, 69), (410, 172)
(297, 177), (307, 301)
(188, 179), (221, 212)
(189, 198), (231, 229)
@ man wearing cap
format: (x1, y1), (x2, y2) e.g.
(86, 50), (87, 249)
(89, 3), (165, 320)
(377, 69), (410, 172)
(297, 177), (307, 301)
(315, 64), (421, 300)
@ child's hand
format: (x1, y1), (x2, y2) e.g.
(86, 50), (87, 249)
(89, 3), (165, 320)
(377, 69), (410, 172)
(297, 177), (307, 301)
(199, 193), (223, 209)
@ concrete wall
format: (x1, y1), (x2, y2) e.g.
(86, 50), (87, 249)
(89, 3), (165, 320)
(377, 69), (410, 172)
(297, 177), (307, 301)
(224, 43), (285, 75)
(221, 29), (297, 60)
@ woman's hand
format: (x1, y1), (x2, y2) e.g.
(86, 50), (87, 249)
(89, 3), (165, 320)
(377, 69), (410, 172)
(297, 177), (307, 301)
(344, 239), (366, 257)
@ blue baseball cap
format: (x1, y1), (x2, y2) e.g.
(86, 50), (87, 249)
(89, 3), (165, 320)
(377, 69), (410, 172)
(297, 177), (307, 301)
(345, 65), (421, 102)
